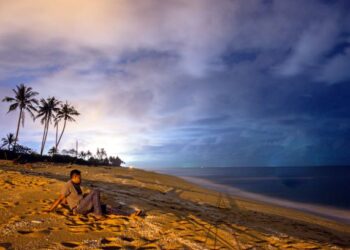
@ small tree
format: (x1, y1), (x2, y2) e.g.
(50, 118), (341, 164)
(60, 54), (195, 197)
(1, 133), (16, 151)
(100, 148), (107, 160)
(79, 151), (87, 160)
(86, 150), (92, 160)
(48, 147), (58, 156)
(96, 148), (101, 161)
(2, 84), (39, 148)
(68, 148), (77, 157)
(109, 156), (125, 167)
(13, 144), (34, 154)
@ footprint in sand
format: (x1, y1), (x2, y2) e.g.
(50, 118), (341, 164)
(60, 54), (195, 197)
(137, 238), (160, 250)
(65, 217), (93, 234)
(100, 238), (114, 244)
(47, 226), (62, 231)
(54, 209), (72, 219)
(17, 228), (51, 237)
(104, 224), (125, 232)
(60, 242), (80, 248)
(17, 230), (33, 235)
(98, 236), (139, 250)
(0, 243), (12, 250)
(99, 238), (123, 249)
(0, 201), (15, 208)
(121, 236), (134, 243)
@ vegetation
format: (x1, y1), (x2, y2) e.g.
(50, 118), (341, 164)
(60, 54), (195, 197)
(2, 84), (38, 148)
(48, 146), (58, 156)
(36, 97), (61, 155)
(0, 147), (124, 167)
(1, 133), (16, 150)
(1, 84), (124, 167)
(55, 101), (80, 150)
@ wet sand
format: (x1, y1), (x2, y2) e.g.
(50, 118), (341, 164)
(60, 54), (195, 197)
(0, 160), (349, 249)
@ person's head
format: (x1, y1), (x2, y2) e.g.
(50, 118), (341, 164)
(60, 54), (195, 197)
(70, 169), (81, 184)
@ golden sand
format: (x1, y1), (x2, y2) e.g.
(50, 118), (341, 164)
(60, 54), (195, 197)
(0, 160), (349, 249)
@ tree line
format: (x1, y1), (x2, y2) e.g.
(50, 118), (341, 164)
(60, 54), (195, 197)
(1, 84), (124, 167)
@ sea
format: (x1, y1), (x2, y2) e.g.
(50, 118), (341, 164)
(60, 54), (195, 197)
(154, 166), (350, 223)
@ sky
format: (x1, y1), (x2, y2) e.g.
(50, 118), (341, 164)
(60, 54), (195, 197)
(0, 0), (350, 168)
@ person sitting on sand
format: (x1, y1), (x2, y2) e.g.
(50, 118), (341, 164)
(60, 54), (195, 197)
(46, 169), (105, 219)
(46, 169), (142, 219)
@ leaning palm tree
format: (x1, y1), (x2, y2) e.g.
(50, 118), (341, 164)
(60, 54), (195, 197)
(36, 97), (61, 155)
(1, 133), (16, 150)
(2, 84), (38, 148)
(55, 101), (80, 150)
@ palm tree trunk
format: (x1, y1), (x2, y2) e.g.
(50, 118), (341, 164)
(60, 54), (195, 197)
(55, 123), (59, 149)
(14, 108), (22, 149)
(42, 122), (50, 155)
(40, 119), (49, 155)
(40, 121), (46, 156)
(57, 119), (66, 149)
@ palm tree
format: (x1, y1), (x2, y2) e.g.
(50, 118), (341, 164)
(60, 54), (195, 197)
(2, 84), (38, 148)
(68, 148), (77, 157)
(100, 148), (107, 160)
(55, 101), (80, 150)
(79, 151), (87, 160)
(86, 150), (92, 158)
(86, 150), (92, 161)
(48, 146), (57, 156)
(96, 148), (101, 160)
(1, 133), (16, 150)
(36, 97), (61, 155)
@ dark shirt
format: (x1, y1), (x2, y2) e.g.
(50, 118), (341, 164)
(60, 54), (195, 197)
(73, 183), (82, 195)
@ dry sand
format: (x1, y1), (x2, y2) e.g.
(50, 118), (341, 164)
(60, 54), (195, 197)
(0, 160), (349, 250)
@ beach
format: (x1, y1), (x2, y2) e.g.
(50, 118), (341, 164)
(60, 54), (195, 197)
(0, 160), (349, 250)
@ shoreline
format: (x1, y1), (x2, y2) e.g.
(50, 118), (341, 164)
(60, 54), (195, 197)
(178, 175), (350, 225)
(1, 161), (350, 249)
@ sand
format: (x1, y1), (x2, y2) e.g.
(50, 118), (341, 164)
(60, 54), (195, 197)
(0, 160), (349, 250)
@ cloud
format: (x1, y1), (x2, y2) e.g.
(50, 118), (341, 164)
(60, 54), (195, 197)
(277, 17), (340, 76)
(0, 0), (350, 167)
(0, 0), (238, 77)
(317, 47), (350, 84)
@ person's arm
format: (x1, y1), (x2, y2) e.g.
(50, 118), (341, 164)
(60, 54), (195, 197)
(46, 194), (66, 212)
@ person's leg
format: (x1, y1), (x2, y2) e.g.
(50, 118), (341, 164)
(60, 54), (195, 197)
(76, 189), (102, 216)
(90, 189), (102, 216)
(75, 195), (93, 215)
(106, 205), (129, 216)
